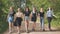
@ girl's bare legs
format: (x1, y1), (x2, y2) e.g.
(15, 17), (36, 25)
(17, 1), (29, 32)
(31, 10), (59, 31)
(9, 22), (12, 34)
(17, 26), (21, 34)
(25, 20), (29, 32)
(11, 23), (14, 32)
(32, 22), (36, 31)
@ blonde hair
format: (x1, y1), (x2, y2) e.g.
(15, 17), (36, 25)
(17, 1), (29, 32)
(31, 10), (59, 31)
(9, 6), (14, 11)
(17, 8), (21, 12)
(40, 8), (43, 12)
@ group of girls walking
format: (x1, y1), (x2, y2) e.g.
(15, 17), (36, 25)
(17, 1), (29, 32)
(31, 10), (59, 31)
(7, 6), (54, 34)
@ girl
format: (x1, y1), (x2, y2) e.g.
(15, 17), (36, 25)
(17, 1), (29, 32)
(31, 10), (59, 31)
(30, 7), (37, 31)
(14, 8), (23, 34)
(7, 7), (15, 34)
(46, 7), (54, 31)
(24, 7), (30, 33)
(38, 8), (45, 31)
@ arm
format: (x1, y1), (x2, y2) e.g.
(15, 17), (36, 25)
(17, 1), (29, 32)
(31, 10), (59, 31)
(21, 13), (24, 19)
(30, 12), (32, 19)
(14, 13), (16, 22)
(23, 13), (25, 21)
(6, 14), (9, 21)
(52, 11), (57, 18)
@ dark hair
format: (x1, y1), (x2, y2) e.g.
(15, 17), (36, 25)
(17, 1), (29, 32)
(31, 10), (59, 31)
(33, 7), (36, 10)
(25, 6), (30, 11)
(33, 7), (36, 9)
(47, 8), (49, 11)
(50, 8), (52, 10)
(47, 8), (52, 11)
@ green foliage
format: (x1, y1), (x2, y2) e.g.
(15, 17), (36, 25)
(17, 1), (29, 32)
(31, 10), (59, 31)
(0, 0), (60, 33)
(28, 0), (60, 27)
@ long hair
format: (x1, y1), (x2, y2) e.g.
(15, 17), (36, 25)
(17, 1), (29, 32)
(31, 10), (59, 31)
(33, 7), (37, 11)
(25, 6), (30, 11)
